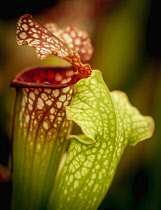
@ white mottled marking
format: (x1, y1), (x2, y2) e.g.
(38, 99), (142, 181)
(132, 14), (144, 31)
(41, 93), (48, 101)
(71, 31), (76, 38)
(29, 92), (35, 100)
(37, 98), (44, 109)
(50, 108), (55, 114)
(22, 24), (28, 31)
(45, 100), (52, 106)
(19, 32), (27, 39)
(75, 37), (81, 45)
(31, 27), (37, 33)
(55, 73), (62, 82)
(56, 102), (62, 109)
(63, 86), (70, 93)
(59, 95), (66, 102)
(28, 104), (33, 111)
(33, 33), (39, 38)
(52, 89), (60, 97)
(43, 122), (48, 130)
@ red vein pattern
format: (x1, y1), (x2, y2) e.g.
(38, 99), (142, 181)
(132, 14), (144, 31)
(12, 86), (74, 209)
(44, 23), (93, 61)
(16, 15), (70, 59)
(11, 66), (75, 156)
(16, 14), (93, 79)
(19, 86), (74, 143)
(11, 66), (75, 209)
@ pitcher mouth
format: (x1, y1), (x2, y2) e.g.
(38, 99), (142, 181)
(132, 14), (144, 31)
(10, 66), (81, 89)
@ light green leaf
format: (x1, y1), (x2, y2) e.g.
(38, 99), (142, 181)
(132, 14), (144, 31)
(68, 134), (96, 145)
(111, 91), (154, 146)
(48, 70), (154, 210)
(66, 70), (116, 143)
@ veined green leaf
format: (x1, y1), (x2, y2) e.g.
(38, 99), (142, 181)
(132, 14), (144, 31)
(111, 90), (154, 146)
(48, 70), (154, 210)
(68, 134), (96, 145)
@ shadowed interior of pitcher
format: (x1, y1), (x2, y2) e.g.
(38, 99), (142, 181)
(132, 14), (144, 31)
(10, 66), (80, 89)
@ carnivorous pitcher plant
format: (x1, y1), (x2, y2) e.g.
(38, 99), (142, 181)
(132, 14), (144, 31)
(10, 14), (154, 210)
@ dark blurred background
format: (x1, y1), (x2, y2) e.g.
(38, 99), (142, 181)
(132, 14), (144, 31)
(0, 0), (160, 209)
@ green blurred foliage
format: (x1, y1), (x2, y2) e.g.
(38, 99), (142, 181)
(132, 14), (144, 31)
(0, 0), (160, 209)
